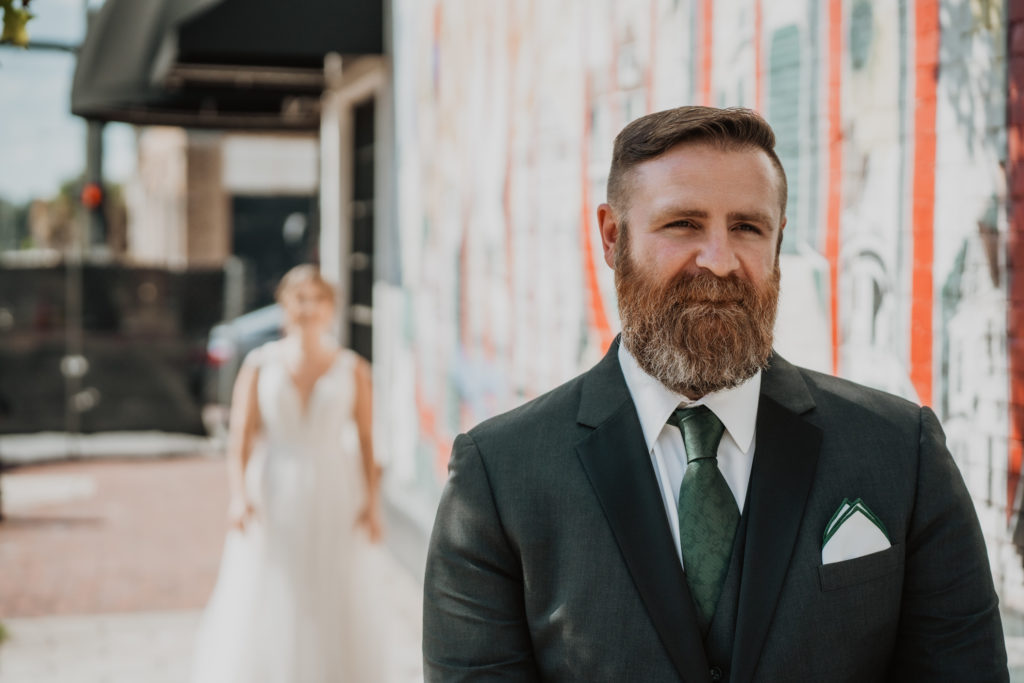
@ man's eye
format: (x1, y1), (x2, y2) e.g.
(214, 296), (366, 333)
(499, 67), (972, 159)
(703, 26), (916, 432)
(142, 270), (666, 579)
(734, 223), (761, 233)
(667, 220), (697, 229)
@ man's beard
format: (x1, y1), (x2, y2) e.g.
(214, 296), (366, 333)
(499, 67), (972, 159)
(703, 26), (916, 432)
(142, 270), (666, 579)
(615, 232), (780, 398)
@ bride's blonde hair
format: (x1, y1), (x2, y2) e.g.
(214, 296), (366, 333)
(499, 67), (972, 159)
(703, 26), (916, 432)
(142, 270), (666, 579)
(275, 265), (338, 306)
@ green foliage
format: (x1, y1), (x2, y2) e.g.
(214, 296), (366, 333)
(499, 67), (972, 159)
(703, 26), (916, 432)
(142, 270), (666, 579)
(0, 175), (127, 253)
(1, 0), (34, 48)
(0, 195), (31, 251)
(0, 621), (9, 646)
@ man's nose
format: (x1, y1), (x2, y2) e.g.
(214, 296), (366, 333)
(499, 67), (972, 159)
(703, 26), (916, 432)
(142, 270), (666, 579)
(694, 230), (740, 277)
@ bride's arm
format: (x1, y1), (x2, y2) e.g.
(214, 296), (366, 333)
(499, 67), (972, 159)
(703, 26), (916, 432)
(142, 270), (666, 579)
(354, 356), (382, 542)
(226, 357), (261, 530)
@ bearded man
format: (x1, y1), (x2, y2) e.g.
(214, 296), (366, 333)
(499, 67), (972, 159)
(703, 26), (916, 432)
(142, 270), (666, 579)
(423, 106), (1008, 682)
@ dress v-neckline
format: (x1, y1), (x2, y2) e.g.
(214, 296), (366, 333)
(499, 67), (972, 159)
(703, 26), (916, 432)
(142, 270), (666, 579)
(282, 349), (344, 418)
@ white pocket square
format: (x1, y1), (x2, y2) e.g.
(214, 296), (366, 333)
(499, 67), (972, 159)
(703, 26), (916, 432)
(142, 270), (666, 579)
(822, 498), (891, 565)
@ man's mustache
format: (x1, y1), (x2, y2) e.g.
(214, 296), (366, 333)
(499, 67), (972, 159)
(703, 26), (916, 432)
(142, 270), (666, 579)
(662, 271), (757, 306)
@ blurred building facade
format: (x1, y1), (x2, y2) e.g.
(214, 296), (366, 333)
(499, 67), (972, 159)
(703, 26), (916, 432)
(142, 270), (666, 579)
(125, 129), (319, 312)
(368, 0), (1024, 612)
(59, 0), (381, 437)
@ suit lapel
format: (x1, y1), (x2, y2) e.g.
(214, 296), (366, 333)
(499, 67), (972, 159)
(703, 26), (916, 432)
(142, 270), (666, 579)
(576, 343), (710, 683)
(731, 355), (822, 683)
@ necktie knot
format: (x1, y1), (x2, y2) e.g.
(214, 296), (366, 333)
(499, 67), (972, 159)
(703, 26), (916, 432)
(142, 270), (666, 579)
(668, 405), (726, 465)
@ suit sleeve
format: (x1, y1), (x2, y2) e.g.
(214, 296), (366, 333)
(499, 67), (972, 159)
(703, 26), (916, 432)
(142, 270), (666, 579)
(423, 433), (541, 682)
(887, 407), (1008, 682)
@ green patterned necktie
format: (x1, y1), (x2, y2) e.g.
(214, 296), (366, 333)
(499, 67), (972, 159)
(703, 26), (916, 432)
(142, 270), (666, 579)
(669, 405), (739, 633)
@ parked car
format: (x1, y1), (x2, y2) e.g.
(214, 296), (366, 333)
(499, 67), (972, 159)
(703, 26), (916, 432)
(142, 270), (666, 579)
(204, 304), (284, 410)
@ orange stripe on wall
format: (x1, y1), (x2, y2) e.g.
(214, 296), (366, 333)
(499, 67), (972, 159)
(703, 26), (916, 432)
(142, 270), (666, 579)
(582, 77), (614, 351)
(825, 0), (843, 376)
(1006, 2), (1024, 521)
(910, 0), (939, 406)
(701, 0), (713, 105)
(581, 198), (613, 351)
(416, 379), (451, 479)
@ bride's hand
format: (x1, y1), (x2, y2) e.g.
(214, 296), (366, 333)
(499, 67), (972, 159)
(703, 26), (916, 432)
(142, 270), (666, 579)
(356, 503), (383, 543)
(228, 495), (255, 531)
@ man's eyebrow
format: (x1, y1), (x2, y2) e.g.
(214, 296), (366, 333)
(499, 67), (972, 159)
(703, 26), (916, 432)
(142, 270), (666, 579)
(651, 208), (709, 223)
(651, 208), (776, 225)
(727, 210), (775, 225)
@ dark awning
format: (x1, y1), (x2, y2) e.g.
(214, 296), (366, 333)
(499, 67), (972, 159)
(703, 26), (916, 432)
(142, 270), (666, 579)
(71, 0), (383, 131)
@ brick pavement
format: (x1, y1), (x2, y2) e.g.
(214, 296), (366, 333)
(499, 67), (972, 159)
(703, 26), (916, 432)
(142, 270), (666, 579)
(0, 457), (227, 616)
(0, 454), (424, 682)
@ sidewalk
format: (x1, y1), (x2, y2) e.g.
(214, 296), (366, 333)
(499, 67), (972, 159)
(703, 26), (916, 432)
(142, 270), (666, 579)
(0, 449), (423, 682)
(0, 431), (223, 467)
(0, 563), (422, 683)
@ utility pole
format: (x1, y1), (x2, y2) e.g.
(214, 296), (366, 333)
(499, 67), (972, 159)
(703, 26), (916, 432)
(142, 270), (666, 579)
(62, 1), (104, 454)
(0, 8), (86, 509)
(0, 4), (100, 456)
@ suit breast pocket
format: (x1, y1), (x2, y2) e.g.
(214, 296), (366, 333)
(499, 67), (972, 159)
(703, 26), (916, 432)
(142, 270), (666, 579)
(817, 543), (904, 592)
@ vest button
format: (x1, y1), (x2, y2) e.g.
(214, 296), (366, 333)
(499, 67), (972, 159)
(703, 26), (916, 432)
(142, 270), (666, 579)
(709, 666), (723, 681)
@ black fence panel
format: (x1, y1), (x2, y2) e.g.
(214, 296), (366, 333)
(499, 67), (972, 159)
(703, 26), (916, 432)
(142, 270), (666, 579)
(0, 264), (224, 435)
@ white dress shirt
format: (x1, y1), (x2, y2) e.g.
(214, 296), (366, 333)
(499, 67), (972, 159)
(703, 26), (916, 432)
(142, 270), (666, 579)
(617, 344), (761, 566)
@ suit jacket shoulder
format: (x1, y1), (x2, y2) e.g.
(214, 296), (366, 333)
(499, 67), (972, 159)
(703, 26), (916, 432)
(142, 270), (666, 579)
(466, 343), (633, 464)
(468, 371), (587, 447)
(795, 361), (920, 419)
(766, 354), (919, 419)
(763, 355), (929, 463)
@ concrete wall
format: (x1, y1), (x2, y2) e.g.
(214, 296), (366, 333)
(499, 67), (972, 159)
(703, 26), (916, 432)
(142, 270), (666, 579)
(382, 0), (1024, 607)
(126, 128), (189, 267)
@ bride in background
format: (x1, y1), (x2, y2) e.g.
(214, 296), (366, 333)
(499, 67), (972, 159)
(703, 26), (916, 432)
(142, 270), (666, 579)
(192, 264), (385, 683)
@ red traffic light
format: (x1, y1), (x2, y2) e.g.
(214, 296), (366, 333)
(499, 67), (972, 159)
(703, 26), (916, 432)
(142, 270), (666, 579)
(81, 182), (103, 209)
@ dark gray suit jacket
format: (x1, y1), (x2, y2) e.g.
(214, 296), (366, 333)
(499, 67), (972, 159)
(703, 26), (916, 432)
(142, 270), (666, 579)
(423, 342), (1008, 682)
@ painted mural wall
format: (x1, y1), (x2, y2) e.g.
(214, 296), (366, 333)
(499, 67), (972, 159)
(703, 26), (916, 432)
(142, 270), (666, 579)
(382, 0), (1024, 608)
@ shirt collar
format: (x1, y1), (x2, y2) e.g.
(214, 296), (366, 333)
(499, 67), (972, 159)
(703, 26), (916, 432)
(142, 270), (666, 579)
(618, 343), (761, 453)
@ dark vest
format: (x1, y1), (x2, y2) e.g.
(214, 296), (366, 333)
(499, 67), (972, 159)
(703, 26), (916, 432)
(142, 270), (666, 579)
(702, 509), (751, 682)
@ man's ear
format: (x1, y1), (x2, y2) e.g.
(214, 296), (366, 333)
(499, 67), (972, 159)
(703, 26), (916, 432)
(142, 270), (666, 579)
(775, 216), (787, 257)
(597, 203), (620, 269)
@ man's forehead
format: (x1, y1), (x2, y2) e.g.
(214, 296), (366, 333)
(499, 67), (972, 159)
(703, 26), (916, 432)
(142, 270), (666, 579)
(624, 141), (786, 215)
(633, 140), (777, 175)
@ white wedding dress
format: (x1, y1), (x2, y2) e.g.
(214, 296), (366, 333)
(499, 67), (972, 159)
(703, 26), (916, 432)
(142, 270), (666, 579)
(191, 343), (386, 683)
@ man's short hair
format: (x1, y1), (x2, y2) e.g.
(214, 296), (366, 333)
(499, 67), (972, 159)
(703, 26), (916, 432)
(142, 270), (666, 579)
(607, 106), (788, 216)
